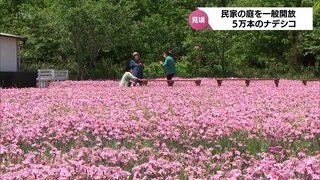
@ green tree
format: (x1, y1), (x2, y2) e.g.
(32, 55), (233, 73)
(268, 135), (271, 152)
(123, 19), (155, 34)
(58, 1), (135, 79)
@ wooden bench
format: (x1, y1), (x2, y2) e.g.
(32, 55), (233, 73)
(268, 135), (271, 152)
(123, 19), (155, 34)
(37, 69), (69, 88)
(54, 70), (69, 81)
(215, 78), (280, 87)
(142, 79), (201, 86)
(302, 79), (320, 85)
(37, 69), (54, 88)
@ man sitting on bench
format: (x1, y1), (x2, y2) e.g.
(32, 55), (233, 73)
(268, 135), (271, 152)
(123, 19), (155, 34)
(160, 50), (176, 85)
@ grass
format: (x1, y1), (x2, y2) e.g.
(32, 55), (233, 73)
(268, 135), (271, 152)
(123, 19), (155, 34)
(14, 137), (320, 156)
(129, 114), (139, 121)
(1, 132), (317, 180)
(244, 138), (270, 155)
(143, 107), (152, 119)
(9, 130), (320, 169)
(18, 142), (38, 153)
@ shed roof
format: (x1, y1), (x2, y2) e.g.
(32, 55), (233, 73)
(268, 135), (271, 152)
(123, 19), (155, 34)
(0, 33), (27, 42)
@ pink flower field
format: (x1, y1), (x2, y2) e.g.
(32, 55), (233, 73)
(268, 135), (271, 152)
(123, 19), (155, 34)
(0, 79), (319, 179)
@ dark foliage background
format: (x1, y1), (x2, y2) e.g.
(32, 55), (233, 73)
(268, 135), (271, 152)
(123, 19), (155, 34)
(1, 0), (319, 79)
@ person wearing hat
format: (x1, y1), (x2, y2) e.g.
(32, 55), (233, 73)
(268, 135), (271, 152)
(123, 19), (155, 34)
(129, 52), (144, 86)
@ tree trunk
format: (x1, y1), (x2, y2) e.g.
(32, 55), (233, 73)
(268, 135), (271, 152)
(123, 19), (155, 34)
(221, 49), (225, 74)
(77, 57), (84, 80)
(288, 0), (303, 69)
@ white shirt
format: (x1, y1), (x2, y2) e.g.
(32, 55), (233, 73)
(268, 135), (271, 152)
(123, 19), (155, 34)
(119, 72), (137, 87)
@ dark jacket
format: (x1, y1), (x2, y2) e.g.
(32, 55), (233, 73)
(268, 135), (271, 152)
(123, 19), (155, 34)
(130, 60), (143, 78)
